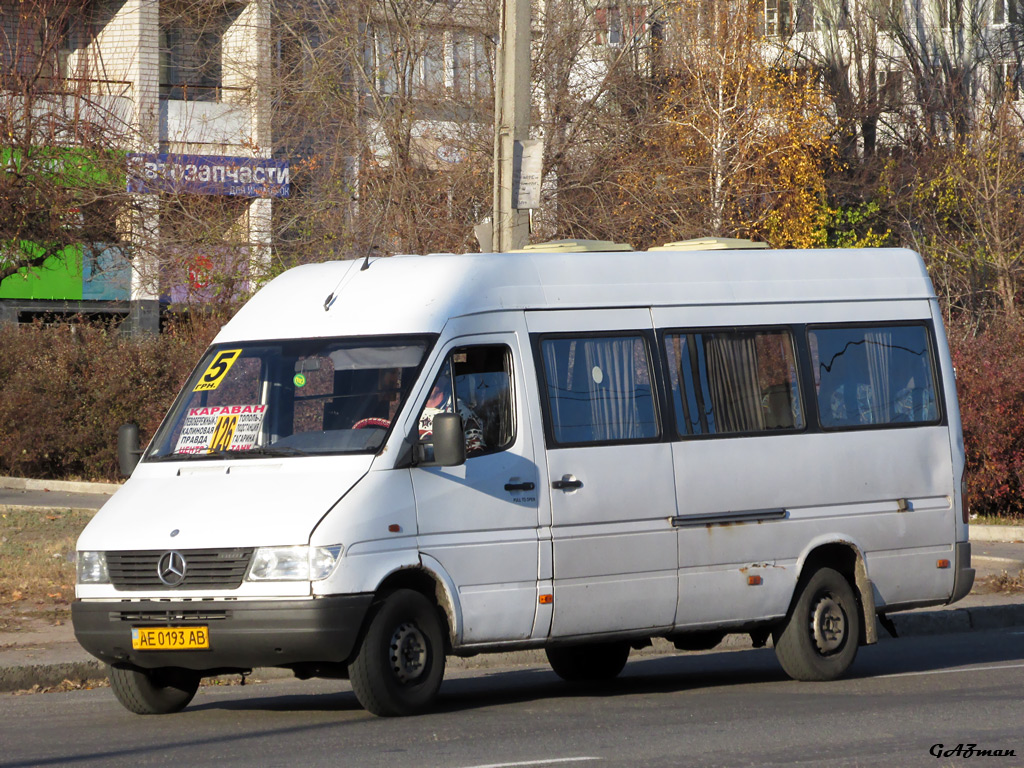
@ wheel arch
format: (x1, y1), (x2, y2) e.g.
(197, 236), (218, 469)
(792, 538), (877, 645)
(372, 556), (460, 653)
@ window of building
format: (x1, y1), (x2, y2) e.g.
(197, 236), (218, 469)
(938, 0), (958, 28)
(664, 329), (803, 437)
(765, 0), (793, 35)
(992, 0), (1019, 24)
(595, 5), (648, 46)
(374, 29), (399, 95)
(992, 61), (1021, 102)
(159, 4), (241, 101)
(419, 36), (445, 96)
(794, 0), (817, 32)
(809, 324), (940, 429)
(539, 334), (659, 445)
(418, 346), (515, 457)
(1, 8), (91, 82)
(452, 30), (489, 98)
(875, 68), (904, 109)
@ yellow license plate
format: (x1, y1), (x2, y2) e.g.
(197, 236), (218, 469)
(131, 626), (210, 651)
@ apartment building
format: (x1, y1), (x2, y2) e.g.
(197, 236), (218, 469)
(0, 0), (281, 332)
(763, 0), (1023, 147)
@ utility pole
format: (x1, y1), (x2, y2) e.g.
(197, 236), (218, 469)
(492, 0), (531, 252)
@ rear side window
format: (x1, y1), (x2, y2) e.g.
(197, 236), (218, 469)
(539, 335), (659, 445)
(809, 324), (940, 429)
(664, 329), (804, 437)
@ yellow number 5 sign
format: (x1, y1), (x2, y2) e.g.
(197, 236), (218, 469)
(194, 349), (242, 392)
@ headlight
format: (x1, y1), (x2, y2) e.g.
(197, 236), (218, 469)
(77, 551), (110, 584)
(247, 545), (343, 581)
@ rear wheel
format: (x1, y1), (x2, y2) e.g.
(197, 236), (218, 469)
(348, 589), (447, 716)
(108, 665), (201, 715)
(546, 641), (630, 682)
(774, 567), (860, 681)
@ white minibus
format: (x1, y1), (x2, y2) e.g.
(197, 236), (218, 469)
(72, 242), (974, 716)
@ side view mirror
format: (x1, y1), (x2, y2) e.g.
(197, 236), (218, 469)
(429, 413), (466, 467)
(118, 423), (143, 477)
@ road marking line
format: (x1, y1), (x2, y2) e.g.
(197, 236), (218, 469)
(457, 758), (601, 768)
(877, 662), (1024, 680)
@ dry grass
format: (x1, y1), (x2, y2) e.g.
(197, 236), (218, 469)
(11, 678), (109, 696)
(974, 569), (1024, 594)
(0, 507), (94, 631)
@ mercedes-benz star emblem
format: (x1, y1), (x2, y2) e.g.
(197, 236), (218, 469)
(157, 551), (187, 587)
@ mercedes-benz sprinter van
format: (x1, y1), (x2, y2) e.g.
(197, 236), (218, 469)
(72, 242), (973, 716)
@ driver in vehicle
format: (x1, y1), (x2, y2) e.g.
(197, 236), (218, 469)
(418, 371), (485, 455)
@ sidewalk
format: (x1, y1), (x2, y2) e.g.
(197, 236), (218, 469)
(2, 476), (1023, 693)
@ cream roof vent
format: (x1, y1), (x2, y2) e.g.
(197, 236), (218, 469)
(647, 237), (769, 251)
(511, 239), (634, 253)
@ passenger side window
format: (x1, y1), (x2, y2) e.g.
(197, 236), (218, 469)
(539, 335), (659, 445)
(417, 345), (515, 457)
(664, 329), (804, 436)
(809, 324), (939, 428)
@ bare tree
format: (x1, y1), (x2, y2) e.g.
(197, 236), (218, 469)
(0, 0), (131, 289)
(270, 0), (498, 261)
(547, 0), (834, 248)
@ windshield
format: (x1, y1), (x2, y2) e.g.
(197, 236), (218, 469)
(146, 336), (432, 460)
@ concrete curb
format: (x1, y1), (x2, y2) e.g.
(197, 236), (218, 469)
(886, 602), (1024, 637)
(3, 602), (1024, 693)
(0, 660), (107, 692)
(971, 524), (1024, 542)
(0, 476), (119, 495)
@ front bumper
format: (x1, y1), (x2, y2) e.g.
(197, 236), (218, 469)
(72, 594), (373, 671)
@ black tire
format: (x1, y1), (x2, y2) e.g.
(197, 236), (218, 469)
(108, 665), (201, 715)
(545, 641), (630, 682)
(348, 589), (447, 716)
(774, 567), (861, 682)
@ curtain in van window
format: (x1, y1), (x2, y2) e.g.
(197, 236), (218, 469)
(541, 336), (657, 444)
(542, 340), (568, 438)
(704, 335), (765, 433)
(811, 324), (940, 428)
(864, 329), (893, 424)
(583, 337), (641, 441)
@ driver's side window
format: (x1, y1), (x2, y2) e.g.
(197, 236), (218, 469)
(417, 345), (515, 458)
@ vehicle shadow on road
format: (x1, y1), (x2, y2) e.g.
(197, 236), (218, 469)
(186, 629), (1024, 716)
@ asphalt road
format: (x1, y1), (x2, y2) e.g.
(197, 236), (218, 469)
(3, 628), (1022, 768)
(0, 486), (112, 510)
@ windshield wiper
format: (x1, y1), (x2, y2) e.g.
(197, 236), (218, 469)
(146, 446), (310, 462)
(230, 445), (312, 458)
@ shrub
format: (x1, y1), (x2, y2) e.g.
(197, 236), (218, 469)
(0, 314), (222, 481)
(949, 318), (1024, 519)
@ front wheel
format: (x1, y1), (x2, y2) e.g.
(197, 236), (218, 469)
(774, 567), (861, 682)
(348, 589), (447, 716)
(546, 641), (630, 682)
(108, 665), (201, 714)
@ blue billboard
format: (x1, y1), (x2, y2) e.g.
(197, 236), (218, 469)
(128, 153), (289, 198)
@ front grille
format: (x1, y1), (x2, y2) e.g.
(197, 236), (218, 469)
(106, 549), (254, 591)
(113, 608), (231, 622)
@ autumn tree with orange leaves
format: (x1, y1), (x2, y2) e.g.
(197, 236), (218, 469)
(602, 0), (834, 249)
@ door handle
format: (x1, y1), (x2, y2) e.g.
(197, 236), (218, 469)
(552, 475), (583, 491)
(504, 481), (535, 492)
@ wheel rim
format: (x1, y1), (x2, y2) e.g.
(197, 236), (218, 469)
(389, 622), (428, 684)
(810, 593), (846, 654)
